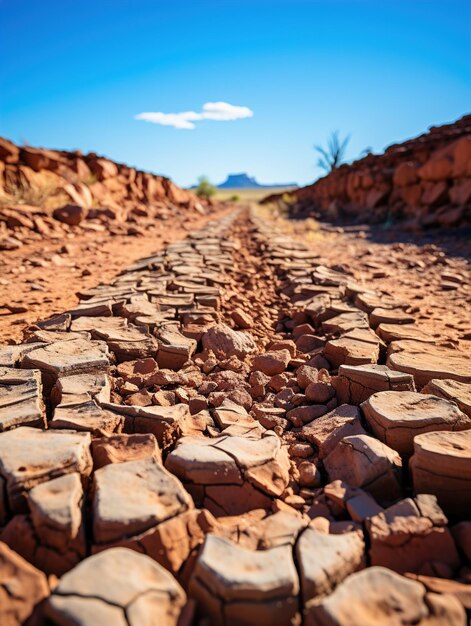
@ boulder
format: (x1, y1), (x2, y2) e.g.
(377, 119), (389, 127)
(0, 137), (20, 163)
(252, 349), (291, 376)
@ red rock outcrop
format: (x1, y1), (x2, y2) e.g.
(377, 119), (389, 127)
(0, 137), (207, 245)
(265, 114), (471, 229)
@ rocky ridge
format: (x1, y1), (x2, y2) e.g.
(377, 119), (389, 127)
(0, 208), (470, 625)
(264, 114), (471, 229)
(0, 136), (208, 251)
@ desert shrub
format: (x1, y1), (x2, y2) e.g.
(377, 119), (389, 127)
(314, 131), (350, 172)
(195, 176), (217, 199)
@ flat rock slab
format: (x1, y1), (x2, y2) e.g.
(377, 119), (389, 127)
(369, 307), (415, 329)
(376, 323), (434, 344)
(13, 472), (87, 575)
(156, 327), (197, 370)
(44, 547), (186, 626)
(28, 472), (84, 552)
(324, 329), (380, 368)
(422, 378), (471, 418)
(166, 431), (290, 513)
(410, 430), (471, 518)
(51, 399), (124, 435)
(21, 338), (109, 385)
(307, 566), (465, 626)
(0, 368), (46, 431)
(361, 391), (470, 456)
(321, 311), (370, 335)
(51, 371), (111, 406)
(190, 534), (300, 626)
(71, 317), (158, 361)
(91, 433), (161, 468)
(387, 340), (471, 387)
(0, 342), (46, 368)
(102, 402), (190, 448)
(0, 427), (92, 513)
(220, 510), (309, 551)
(332, 363), (415, 404)
(93, 456), (192, 545)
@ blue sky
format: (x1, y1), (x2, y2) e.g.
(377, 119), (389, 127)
(1, 0), (470, 187)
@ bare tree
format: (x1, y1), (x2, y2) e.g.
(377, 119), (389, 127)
(314, 131), (350, 172)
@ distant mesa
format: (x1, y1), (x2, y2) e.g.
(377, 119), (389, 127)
(217, 173), (298, 189)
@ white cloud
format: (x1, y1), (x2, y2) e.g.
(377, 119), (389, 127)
(135, 101), (253, 130)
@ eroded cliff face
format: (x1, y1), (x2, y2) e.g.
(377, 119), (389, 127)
(0, 137), (206, 244)
(267, 114), (471, 229)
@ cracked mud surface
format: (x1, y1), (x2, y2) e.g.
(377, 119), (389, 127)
(0, 207), (470, 626)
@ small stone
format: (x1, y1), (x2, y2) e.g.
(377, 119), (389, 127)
(298, 461), (322, 487)
(296, 365), (319, 389)
(305, 381), (335, 403)
(231, 308), (253, 329)
(53, 204), (87, 226)
(202, 324), (256, 359)
(252, 349), (291, 376)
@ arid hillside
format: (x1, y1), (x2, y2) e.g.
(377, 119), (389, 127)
(0, 137), (209, 249)
(265, 114), (471, 229)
